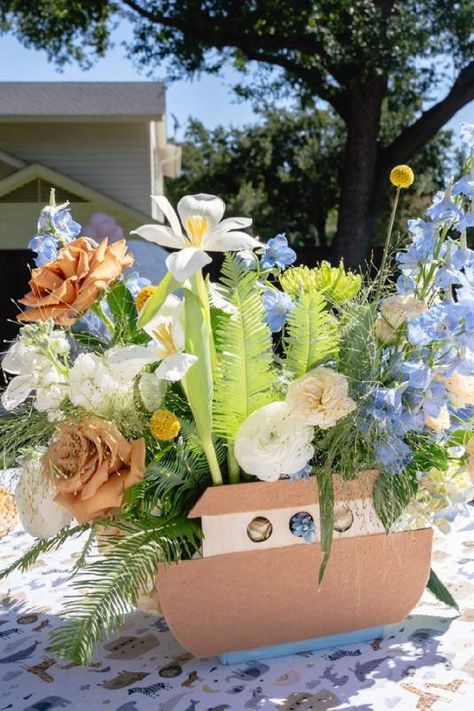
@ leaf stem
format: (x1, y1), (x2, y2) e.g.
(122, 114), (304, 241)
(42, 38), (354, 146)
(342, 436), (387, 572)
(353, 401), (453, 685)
(91, 301), (115, 334)
(375, 187), (400, 302)
(227, 445), (240, 484)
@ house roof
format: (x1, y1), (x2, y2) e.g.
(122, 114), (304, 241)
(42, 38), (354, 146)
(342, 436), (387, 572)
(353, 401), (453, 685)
(0, 162), (154, 224)
(0, 82), (165, 122)
(188, 470), (380, 517)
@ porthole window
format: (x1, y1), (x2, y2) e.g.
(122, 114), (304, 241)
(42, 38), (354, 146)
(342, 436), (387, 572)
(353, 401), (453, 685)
(289, 511), (316, 544)
(247, 516), (273, 542)
(333, 504), (354, 532)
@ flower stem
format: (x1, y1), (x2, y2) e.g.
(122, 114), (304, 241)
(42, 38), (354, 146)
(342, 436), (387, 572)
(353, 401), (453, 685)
(191, 272), (218, 372)
(91, 302), (115, 334)
(375, 187), (400, 302)
(227, 445), (240, 484)
(202, 436), (224, 486)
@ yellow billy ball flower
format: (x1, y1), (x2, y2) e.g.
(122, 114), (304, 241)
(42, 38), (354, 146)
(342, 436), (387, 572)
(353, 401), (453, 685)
(390, 164), (414, 189)
(135, 285), (157, 312)
(149, 409), (181, 441)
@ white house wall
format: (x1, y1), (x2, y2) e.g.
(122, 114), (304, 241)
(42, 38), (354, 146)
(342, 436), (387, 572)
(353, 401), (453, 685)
(0, 122), (154, 215)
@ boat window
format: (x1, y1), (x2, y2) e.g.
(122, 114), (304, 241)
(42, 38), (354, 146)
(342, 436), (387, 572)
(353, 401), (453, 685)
(246, 516), (273, 543)
(333, 504), (354, 532)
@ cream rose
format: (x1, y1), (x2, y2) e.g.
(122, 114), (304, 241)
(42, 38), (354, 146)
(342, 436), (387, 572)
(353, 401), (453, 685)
(286, 367), (356, 429)
(424, 405), (451, 433)
(444, 372), (474, 409)
(234, 401), (314, 481)
(374, 295), (426, 344)
(465, 438), (474, 482)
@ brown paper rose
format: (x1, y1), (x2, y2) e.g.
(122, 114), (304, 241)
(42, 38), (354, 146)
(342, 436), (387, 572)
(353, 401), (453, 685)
(18, 237), (134, 325)
(43, 416), (146, 524)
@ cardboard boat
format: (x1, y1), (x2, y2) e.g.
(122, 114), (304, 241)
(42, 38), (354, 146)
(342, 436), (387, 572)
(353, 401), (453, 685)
(156, 470), (433, 660)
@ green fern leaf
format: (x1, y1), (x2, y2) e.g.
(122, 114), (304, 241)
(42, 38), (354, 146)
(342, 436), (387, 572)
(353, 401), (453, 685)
(213, 254), (274, 440)
(284, 291), (339, 377)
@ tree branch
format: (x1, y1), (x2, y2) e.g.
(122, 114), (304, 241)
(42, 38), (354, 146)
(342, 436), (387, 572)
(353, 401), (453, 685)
(379, 60), (474, 170)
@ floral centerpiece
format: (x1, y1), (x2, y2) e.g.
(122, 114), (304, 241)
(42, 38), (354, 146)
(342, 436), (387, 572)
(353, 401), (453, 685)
(2, 125), (474, 664)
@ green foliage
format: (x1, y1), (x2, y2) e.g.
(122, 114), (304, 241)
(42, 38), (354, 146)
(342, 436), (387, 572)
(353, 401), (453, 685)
(280, 263), (361, 302)
(427, 569), (459, 611)
(316, 467), (334, 584)
(213, 254), (274, 440)
(0, 523), (90, 580)
(284, 292), (339, 378)
(137, 272), (180, 330)
(0, 408), (55, 469)
(106, 281), (147, 345)
(49, 515), (202, 664)
(373, 470), (418, 531)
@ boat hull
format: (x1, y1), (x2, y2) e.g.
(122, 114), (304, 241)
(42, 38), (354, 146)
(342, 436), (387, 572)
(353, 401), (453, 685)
(157, 527), (433, 658)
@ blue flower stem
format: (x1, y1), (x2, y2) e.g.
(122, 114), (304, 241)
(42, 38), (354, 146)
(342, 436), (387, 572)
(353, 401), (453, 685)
(375, 187), (400, 302)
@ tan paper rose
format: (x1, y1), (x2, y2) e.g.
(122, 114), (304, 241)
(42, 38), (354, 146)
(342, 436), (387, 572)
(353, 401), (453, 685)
(374, 294), (426, 344)
(286, 366), (356, 429)
(43, 416), (145, 523)
(18, 237), (134, 326)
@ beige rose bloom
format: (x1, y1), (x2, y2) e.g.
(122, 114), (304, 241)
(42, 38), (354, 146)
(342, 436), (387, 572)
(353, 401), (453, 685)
(425, 405), (451, 433)
(444, 372), (474, 409)
(374, 295), (426, 344)
(465, 438), (474, 482)
(18, 237), (134, 326)
(43, 416), (145, 523)
(286, 366), (356, 429)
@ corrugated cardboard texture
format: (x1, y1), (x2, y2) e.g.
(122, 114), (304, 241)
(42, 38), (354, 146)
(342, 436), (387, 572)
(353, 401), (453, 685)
(189, 469), (380, 518)
(157, 527), (433, 657)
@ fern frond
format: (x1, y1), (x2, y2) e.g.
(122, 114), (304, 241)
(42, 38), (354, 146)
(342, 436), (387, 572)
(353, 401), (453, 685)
(284, 292), (339, 378)
(48, 515), (201, 664)
(213, 254), (274, 439)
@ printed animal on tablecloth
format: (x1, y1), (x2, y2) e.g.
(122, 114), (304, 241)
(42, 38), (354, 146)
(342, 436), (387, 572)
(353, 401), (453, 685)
(158, 692), (192, 711)
(320, 665), (349, 688)
(244, 687), (272, 709)
(25, 657), (56, 683)
(104, 634), (159, 659)
(0, 640), (40, 663)
(183, 702), (199, 711)
(115, 703), (140, 711)
(182, 671), (202, 687)
(100, 670), (150, 690)
(207, 705), (231, 711)
(273, 689), (342, 710)
(127, 682), (172, 697)
(22, 697), (70, 711)
(225, 661), (270, 682)
(350, 656), (391, 682)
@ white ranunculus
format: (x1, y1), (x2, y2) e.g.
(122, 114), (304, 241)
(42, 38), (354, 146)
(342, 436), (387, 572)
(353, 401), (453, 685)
(374, 294), (426, 344)
(234, 401), (314, 481)
(425, 405), (451, 433)
(286, 367), (356, 429)
(444, 371), (474, 409)
(69, 352), (130, 415)
(132, 193), (261, 282)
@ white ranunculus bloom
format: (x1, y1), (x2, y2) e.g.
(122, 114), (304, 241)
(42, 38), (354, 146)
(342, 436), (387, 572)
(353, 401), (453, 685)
(234, 401), (315, 481)
(444, 371), (474, 409)
(286, 367), (356, 429)
(425, 405), (451, 432)
(69, 352), (130, 415)
(132, 193), (261, 282)
(374, 294), (426, 344)
(107, 294), (197, 382)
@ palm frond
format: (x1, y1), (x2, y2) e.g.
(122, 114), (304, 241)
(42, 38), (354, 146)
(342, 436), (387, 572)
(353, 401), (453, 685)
(284, 292), (339, 378)
(0, 408), (55, 470)
(48, 515), (202, 664)
(213, 254), (274, 439)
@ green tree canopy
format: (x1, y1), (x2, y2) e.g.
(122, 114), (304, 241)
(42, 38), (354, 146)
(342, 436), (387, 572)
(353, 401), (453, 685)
(2, 0), (473, 266)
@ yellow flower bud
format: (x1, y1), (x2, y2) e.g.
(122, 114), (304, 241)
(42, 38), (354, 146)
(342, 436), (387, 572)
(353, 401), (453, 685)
(135, 285), (157, 312)
(149, 409), (181, 441)
(390, 165), (414, 189)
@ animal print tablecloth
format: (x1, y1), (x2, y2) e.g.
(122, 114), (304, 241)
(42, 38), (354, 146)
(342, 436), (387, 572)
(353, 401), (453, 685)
(1, 515), (474, 711)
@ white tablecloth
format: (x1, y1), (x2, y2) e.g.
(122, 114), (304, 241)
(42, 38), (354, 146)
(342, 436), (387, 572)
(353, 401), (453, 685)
(1, 515), (474, 711)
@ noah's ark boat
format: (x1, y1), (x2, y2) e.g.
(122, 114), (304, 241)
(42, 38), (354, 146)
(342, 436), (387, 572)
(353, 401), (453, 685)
(156, 470), (433, 662)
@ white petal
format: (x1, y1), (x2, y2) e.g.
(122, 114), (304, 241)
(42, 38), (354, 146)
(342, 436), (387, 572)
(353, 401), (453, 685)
(106, 345), (158, 380)
(166, 247), (212, 282)
(151, 195), (183, 237)
(171, 303), (186, 352)
(155, 353), (197, 381)
(143, 293), (182, 340)
(2, 341), (27, 374)
(218, 217), (253, 231)
(1, 374), (34, 410)
(131, 224), (185, 250)
(204, 229), (262, 252)
(177, 194), (225, 229)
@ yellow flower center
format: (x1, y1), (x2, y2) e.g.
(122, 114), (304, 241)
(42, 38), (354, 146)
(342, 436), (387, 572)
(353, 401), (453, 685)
(149, 409), (181, 440)
(135, 285), (157, 312)
(185, 215), (209, 247)
(153, 323), (177, 357)
(390, 164), (415, 189)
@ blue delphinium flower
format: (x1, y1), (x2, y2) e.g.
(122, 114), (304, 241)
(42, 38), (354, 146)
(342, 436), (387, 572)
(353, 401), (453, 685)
(123, 270), (151, 297)
(396, 219), (438, 272)
(236, 250), (258, 271)
(74, 307), (112, 342)
(29, 203), (81, 267)
(407, 303), (463, 347)
(426, 189), (461, 224)
(260, 233), (297, 270)
(460, 123), (474, 153)
(452, 175), (474, 198)
(375, 437), (412, 475)
(290, 512), (316, 544)
(262, 289), (294, 332)
(401, 361), (432, 390)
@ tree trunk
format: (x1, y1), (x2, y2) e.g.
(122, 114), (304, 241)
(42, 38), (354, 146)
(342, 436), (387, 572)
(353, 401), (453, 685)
(333, 91), (383, 270)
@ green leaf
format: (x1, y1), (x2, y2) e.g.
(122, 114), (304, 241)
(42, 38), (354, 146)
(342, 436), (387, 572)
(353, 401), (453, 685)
(213, 254), (274, 440)
(317, 468), (334, 584)
(137, 272), (179, 329)
(427, 568), (459, 611)
(106, 281), (139, 344)
(284, 291), (339, 377)
(373, 470), (418, 531)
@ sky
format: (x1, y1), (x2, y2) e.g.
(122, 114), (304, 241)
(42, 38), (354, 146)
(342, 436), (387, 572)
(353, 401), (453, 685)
(1, 25), (473, 139)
